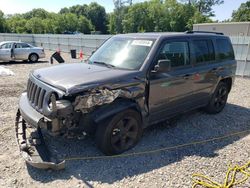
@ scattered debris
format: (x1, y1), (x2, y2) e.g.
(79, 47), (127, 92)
(0, 66), (14, 76)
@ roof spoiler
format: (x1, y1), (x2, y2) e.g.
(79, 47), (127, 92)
(185, 30), (224, 35)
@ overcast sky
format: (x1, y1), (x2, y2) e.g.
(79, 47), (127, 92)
(0, 0), (248, 21)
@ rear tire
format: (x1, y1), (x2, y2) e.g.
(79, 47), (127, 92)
(29, 53), (38, 63)
(204, 82), (229, 114)
(95, 109), (142, 155)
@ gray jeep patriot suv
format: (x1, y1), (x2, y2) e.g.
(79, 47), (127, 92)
(16, 31), (236, 169)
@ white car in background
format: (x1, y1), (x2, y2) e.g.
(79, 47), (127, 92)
(0, 41), (45, 62)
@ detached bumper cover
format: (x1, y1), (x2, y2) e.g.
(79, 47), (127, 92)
(16, 93), (65, 170)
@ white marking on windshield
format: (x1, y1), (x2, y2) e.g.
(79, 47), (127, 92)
(131, 40), (153, 47)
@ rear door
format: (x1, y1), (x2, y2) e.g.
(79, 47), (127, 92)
(14, 43), (30, 60)
(148, 39), (196, 122)
(190, 38), (218, 105)
(0, 43), (13, 61)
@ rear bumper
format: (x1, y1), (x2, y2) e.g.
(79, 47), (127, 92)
(16, 93), (65, 170)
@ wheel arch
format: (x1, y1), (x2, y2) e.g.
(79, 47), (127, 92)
(91, 98), (143, 125)
(220, 77), (233, 93)
(29, 52), (39, 60)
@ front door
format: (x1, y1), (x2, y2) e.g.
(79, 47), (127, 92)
(148, 39), (195, 123)
(0, 42), (13, 61)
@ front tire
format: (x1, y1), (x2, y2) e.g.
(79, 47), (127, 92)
(29, 53), (38, 63)
(95, 109), (142, 155)
(205, 82), (229, 114)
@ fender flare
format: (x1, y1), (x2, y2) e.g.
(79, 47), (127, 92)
(90, 99), (142, 124)
(211, 75), (233, 94)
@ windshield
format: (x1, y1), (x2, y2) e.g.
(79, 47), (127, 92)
(88, 37), (155, 70)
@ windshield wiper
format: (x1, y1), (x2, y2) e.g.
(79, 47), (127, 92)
(93, 61), (116, 68)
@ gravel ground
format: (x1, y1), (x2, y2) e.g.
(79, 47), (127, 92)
(0, 53), (250, 188)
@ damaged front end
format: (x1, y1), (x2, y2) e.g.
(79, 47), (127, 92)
(74, 88), (140, 113)
(16, 73), (146, 170)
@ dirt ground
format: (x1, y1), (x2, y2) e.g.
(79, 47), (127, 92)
(0, 53), (250, 188)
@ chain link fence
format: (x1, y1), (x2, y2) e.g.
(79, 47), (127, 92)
(0, 33), (249, 76)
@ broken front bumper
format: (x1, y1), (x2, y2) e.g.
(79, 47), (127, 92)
(15, 93), (65, 170)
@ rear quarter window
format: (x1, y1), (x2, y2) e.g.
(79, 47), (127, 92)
(216, 39), (234, 60)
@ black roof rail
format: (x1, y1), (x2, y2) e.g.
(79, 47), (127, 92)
(185, 30), (224, 35)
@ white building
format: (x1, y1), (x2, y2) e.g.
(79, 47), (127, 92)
(193, 22), (250, 36)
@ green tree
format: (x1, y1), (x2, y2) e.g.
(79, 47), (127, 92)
(122, 0), (205, 33)
(59, 3), (107, 33)
(87, 2), (108, 33)
(25, 17), (45, 33)
(7, 14), (27, 33)
(69, 4), (89, 17)
(107, 13), (115, 34)
(0, 10), (8, 33)
(23, 8), (49, 19)
(3, 0), (217, 34)
(59, 7), (70, 14)
(187, 11), (212, 29)
(78, 15), (93, 34)
(232, 1), (250, 22)
(43, 18), (58, 34)
(183, 0), (224, 16)
(122, 2), (153, 33)
(50, 13), (67, 33)
(62, 13), (79, 32)
(108, 6), (129, 34)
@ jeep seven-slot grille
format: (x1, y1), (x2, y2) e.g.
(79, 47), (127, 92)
(27, 79), (46, 110)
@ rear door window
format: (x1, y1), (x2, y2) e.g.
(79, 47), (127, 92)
(15, 43), (30, 48)
(216, 39), (234, 60)
(21, 43), (30, 48)
(15, 43), (22, 48)
(193, 40), (215, 64)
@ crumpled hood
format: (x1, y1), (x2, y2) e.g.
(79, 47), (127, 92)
(32, 63), (139, 95)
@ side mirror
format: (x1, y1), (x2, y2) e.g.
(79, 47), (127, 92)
(152, 59), (171, 73)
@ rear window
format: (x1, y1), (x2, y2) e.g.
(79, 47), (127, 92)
(216, 39), (234, 60)
(193, 40), (215, 64)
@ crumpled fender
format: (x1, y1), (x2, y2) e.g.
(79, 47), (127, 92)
(90, 99), (142, 124)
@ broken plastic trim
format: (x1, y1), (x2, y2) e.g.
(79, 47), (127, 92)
(15, 109), (65, 170)
(73, 88), (137, 113)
